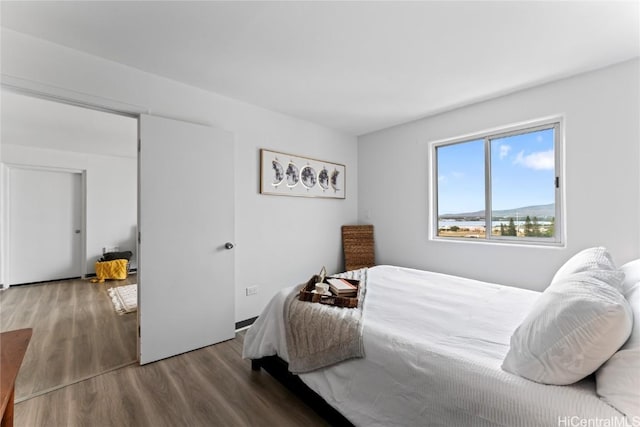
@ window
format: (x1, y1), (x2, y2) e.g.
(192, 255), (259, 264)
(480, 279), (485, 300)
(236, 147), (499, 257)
(432, 119), (562, 245)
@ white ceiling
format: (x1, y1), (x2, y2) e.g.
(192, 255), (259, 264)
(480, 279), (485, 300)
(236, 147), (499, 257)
(1, 1), (639, 136)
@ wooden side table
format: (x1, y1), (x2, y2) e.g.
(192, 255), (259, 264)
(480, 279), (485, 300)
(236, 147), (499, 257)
(1, 328), (32, 427)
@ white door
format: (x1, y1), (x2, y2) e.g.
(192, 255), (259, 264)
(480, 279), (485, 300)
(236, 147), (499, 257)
(138, 114), (235, 364)
(8, 167), (82, 285)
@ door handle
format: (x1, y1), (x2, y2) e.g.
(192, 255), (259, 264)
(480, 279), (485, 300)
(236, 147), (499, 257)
(224, 242), (234, 250)
(74, 229), (81, 234)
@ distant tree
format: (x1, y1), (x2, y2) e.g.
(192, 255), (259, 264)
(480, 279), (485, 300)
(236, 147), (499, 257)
(524, 216), (533, 236)
(544, 217), (555, 237)
(506, 218), (517, 236)
(450, 225), (460, 232)
(500, 223), (506, 236)
(532, 216), (541, 237)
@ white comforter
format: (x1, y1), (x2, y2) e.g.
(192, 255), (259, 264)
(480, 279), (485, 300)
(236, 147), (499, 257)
(243, 265), (625, 426)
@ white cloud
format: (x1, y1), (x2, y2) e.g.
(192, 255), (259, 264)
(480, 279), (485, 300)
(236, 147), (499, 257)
(499, 144), (511, 160)
(439, 172), (465, 184)
(513, 149), (554, 170)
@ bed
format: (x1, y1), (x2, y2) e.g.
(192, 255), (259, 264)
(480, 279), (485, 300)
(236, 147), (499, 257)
(243, 263), (635, 426)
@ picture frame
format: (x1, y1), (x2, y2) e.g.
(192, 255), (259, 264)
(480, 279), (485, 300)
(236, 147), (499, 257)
(260, 149), (346, 199)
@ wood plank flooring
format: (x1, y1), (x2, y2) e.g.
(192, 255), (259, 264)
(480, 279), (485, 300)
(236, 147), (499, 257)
(14, 331), (327, 427)
(0, 276), (137, 400)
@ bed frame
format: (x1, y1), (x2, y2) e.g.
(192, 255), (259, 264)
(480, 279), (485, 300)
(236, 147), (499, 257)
(251, 356), (354, 427)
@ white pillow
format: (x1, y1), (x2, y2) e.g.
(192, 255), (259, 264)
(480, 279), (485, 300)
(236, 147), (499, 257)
(596, 282), (640, 419)
(502, 269), (632, 385)
(620, 259), (640, 294)
(551, 247), (620, 289)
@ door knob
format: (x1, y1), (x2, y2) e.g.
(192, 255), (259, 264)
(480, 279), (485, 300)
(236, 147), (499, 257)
(74, 229), (81, 234)
(225, 242), (234, 250)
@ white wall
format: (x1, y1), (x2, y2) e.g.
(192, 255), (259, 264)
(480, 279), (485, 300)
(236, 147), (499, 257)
(358, 59), (640, 292)
(0, 29), (358, 321)
(1, 144), (137, 275)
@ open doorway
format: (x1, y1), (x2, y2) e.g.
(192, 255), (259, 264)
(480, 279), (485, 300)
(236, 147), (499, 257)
(0, 89), (138, 401)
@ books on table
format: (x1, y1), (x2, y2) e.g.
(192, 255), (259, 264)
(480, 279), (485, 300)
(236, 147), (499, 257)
(326, 278), (358, 297)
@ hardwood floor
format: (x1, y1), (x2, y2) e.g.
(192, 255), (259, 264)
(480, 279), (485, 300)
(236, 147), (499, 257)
(0, 275), (137, 400)
(14, 332), (327, 427)
(3, 278), (326, 426)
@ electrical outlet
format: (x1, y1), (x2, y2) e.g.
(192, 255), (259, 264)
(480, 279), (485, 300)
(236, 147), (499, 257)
(246, 286), (258, 296)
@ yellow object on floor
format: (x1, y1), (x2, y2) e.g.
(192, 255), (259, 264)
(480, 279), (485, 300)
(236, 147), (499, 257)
(91, 259), (128, 283)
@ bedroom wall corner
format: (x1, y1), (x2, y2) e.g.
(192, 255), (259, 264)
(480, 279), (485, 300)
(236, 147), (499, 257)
(357, 58), (640, 291)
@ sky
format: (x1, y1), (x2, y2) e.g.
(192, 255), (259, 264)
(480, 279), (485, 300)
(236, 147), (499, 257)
(437, 127), (555, 215)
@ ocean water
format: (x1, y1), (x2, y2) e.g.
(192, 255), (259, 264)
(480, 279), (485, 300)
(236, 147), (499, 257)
(438, 220), (552, 229)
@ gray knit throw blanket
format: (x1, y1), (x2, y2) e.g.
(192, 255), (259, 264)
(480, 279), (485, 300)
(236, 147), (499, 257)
(284, 268), (367, 374)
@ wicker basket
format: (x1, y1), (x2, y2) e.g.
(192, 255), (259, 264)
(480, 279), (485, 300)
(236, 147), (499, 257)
(342, 225), (375, 271)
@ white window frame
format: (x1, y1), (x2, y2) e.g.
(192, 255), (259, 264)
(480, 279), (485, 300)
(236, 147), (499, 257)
(430, 116), (565, 246)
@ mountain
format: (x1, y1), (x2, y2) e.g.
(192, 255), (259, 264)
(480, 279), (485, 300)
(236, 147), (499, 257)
(440, 203), (555, 220)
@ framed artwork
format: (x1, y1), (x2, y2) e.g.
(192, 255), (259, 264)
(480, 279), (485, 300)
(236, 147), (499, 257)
(260, 149), (346, 199)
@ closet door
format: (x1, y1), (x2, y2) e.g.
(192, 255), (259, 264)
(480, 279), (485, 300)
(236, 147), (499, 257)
(8, 167), (82, 285)
(138, 115), (235, 364)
